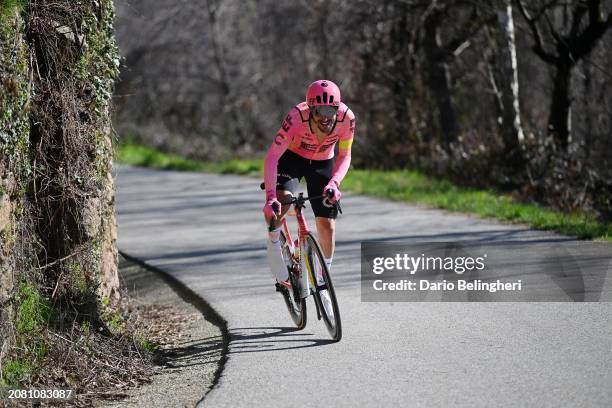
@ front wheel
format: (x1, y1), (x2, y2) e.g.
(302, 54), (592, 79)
(305, 233), (342, 342)
(279, 231), (306, 329)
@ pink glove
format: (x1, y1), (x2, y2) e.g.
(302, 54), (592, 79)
(323, 181), (341, 203)
(263, 197), (281, 219)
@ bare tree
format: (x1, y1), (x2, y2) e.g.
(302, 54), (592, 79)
(485, 0), (525, 157)
(204, 0), (251, 146)
(515, 0), (612, 148)
(420, 1), (495, 150)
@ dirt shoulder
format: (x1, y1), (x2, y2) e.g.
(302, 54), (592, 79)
(102, 254), (226, 408)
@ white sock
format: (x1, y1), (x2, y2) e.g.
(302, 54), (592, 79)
(268, 227), (280, 243)
(267, 227), (288, 282)
(316, 256), (333, 285)
(324, 257), (333, 270)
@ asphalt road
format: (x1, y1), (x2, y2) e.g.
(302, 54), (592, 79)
(115, 166), (612, 408)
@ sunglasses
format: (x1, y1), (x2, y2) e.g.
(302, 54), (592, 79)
(312, 105), (338, 117)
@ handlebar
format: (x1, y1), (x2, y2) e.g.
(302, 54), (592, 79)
(260, 182), (341, 213)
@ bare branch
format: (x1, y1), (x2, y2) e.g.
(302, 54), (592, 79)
(543, 11), (562, 45)
(569, 1), (588, 39)
(443, 6), (496, 55)
(514, 0), (558, 64)
(572, 7), (612, 60)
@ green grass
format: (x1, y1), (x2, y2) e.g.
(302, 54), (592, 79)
(136, 334), (159, 353)
(1, 359), (32, 387)
(0, 0), (25, 21)
(115, 142), (612, 241)
(1, 282), (51, 387)
(116, 142), (262, 175)
(16, 281), (51, 334)
(342, 169), (612, 241)
(0, 338), (46, 387)
(108, 311), (124, 333)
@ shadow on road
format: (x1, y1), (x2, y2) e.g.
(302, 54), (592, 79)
(227, 327), (336, 353)
(336, 228), (576, 247)
(159, 335), (225, 369)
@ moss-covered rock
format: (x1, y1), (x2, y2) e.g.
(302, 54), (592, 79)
(1, 0), (121, 386)
(0, 6), (30, 307)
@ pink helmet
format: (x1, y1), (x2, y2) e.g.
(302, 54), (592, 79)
(306, 80), (341, 107)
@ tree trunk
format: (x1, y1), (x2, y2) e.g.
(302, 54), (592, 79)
(499, 0), (524, 154)
(548, 57), (572, 148)
(582, 60), (592, 158)
(205, 0), (246, 146)
(423, 11), (459, 151)
(390, 4), (410, 144)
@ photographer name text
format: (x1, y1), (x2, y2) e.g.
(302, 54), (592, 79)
(372, 279), (522, 293)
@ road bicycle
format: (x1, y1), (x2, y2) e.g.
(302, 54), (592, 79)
(260, 183), (342, 342)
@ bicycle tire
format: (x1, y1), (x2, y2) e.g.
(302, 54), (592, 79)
(305, 233), (342, 342)
(280, 231), (307, 329)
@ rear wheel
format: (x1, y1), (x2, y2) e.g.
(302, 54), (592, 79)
(305, 233), (342, 342)
(279, 231), (306, 329)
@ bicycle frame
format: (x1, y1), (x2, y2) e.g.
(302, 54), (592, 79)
(278, 193), (319, 299)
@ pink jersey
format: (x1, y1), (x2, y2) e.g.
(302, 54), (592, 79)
(264, 102), (355, 199)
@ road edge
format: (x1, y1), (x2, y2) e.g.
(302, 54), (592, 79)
(118, 250), (230, 405)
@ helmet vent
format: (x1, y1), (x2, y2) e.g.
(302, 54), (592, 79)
(329, 95), (334, 104)
(316, 95), (321, 104)
(323, 92), (328, 103)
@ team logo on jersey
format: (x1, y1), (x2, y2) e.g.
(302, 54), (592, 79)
(274, 133), (287, 145)
(281, 114), (293, 132)
(299, 141), (317, 152)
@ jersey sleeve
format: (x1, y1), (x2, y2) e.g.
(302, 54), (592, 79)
(331, 109), (355, 186)
(263, 108), (299, 199)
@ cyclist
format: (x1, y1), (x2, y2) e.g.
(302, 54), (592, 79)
(263, 79), (355, 288)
